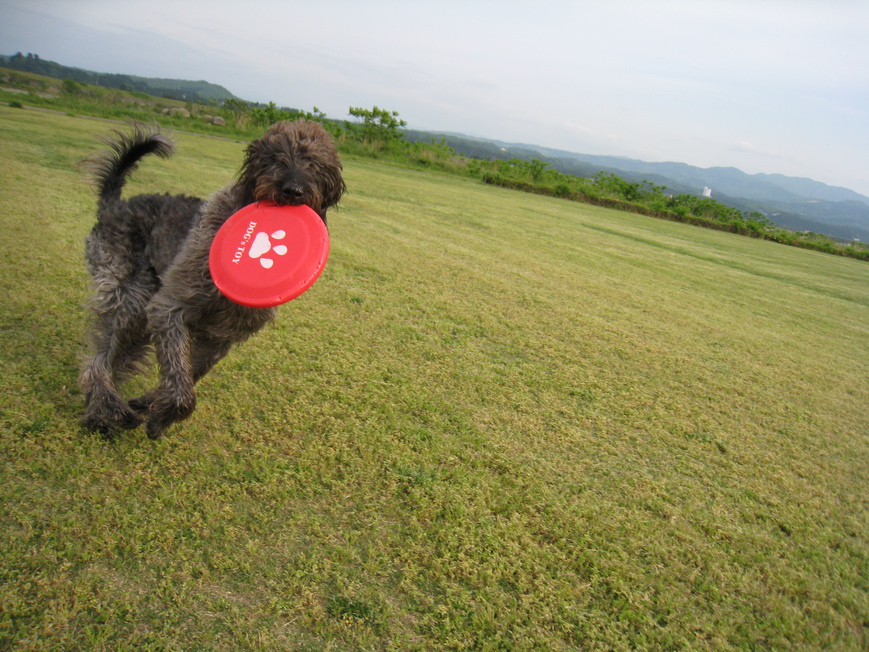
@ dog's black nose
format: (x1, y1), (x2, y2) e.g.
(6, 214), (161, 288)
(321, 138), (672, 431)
(281, 183), (305, 203)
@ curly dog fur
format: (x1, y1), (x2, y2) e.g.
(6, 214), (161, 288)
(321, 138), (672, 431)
(79, 120), (345, 439)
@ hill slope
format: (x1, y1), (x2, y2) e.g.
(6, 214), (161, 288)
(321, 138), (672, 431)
(0, 52), (237, 102)
(408, 131), (869, 241)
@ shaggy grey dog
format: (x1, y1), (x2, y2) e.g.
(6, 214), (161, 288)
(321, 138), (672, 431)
(79, 120), (345, 439)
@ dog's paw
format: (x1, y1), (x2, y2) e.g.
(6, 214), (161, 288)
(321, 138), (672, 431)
(82, 410), (142, 438)
(82, 414), (118, 439)
(145, 420), (167, 440)
(144, 407), (190, 440)
(117, 409), (144, 430)
(145, 391), (197, 440)
(129, 393), (155, 415)
(83, 393), (144, 435)
(249, 229), (288, 269)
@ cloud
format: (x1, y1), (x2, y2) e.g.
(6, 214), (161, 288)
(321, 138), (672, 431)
(731, 141), (781, 160)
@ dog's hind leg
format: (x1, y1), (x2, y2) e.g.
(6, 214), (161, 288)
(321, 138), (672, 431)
(79, 323), (147, 435)
(80, 273), (156, 435)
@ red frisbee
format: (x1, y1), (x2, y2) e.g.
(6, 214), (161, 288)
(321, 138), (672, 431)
(209, 202), (329, 308)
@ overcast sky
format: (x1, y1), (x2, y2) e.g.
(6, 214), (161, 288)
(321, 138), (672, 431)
(2, 0), (868, 196)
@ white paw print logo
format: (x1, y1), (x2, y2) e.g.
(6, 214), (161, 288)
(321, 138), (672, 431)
(248, 230), (288, 269)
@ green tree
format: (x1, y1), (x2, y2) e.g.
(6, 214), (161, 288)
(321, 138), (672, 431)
(222, 98), (249, 116)
(594, 171), (644, 202)
(249, 101), (294, 127)
(347, 106), (407, 141)
(301, 106), (327, 122)
(61, 78), (84, 95)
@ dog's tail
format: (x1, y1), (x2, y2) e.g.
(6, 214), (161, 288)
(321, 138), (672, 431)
(84, 124), (175, 206)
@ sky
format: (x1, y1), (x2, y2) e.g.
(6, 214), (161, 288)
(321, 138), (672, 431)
(2, 0), (868, 196)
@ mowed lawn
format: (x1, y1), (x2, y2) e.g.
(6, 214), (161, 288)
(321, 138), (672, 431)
(1, 107), (867, 650)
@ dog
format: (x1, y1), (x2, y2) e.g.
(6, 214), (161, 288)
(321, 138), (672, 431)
(79, 120), (345, 439)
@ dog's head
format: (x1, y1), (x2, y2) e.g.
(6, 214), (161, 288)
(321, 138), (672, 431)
(237, 120), (346, 224)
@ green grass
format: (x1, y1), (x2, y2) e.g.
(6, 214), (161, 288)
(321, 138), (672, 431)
(1, 106), (868, 650)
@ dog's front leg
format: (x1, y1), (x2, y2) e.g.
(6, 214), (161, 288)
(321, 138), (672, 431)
(146, 306), (198, 439)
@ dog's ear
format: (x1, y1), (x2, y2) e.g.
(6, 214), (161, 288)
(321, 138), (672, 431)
(320, 163), (347, 209)
(237, 137), (268, 204)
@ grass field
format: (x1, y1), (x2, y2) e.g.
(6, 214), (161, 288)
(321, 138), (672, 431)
(1, 106), (867, 650)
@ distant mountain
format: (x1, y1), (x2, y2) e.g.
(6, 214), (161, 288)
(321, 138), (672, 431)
(752, 173), (869, 205)
(407, 131), (869, 242)
(1, 52), (237, 102)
